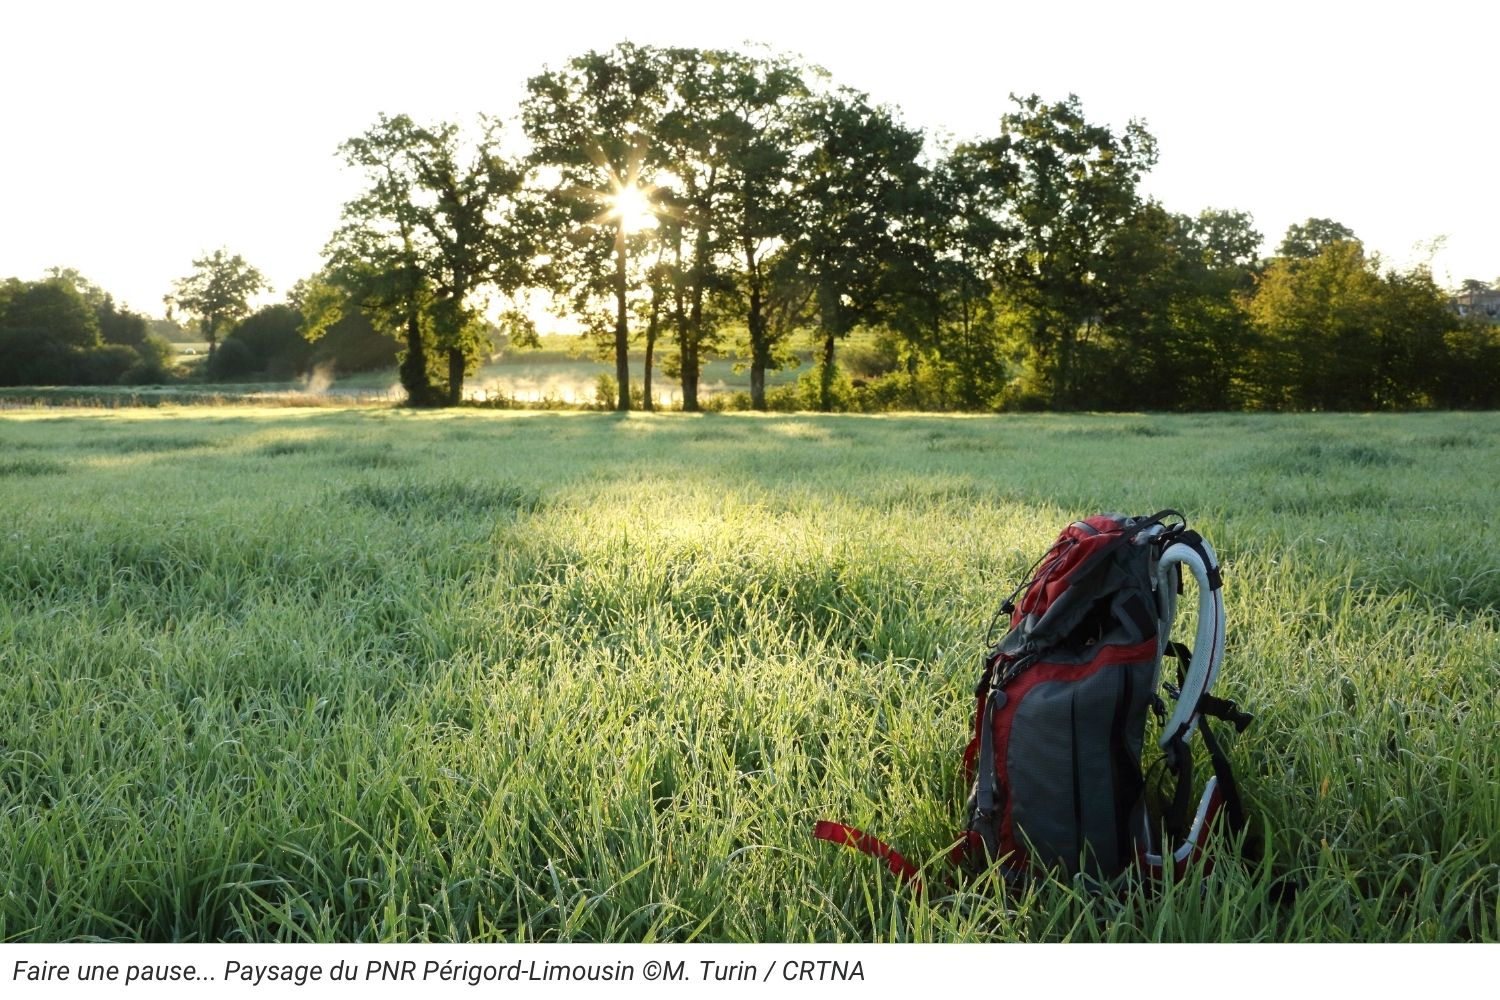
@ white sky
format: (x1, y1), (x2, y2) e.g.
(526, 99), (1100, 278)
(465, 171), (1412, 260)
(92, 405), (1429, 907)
(2, 0), (1495, 318)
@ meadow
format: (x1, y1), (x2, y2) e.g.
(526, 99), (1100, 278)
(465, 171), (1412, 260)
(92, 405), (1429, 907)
(0, 405), (1495, 942)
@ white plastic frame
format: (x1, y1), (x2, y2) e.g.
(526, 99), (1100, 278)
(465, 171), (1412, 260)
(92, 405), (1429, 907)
(1153, 535), (1225, 748)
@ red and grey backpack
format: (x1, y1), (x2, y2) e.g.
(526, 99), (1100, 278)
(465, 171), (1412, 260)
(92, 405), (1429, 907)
(815, 509), (1253, 888)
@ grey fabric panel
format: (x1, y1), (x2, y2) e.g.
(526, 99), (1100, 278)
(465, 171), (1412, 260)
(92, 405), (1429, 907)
(1007, 677), (1084, 867)
(1007, 656), (1158, 876)
(1121, 659), (1157, 762)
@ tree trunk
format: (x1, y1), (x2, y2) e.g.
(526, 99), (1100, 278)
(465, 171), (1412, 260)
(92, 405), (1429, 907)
(747, 260), (768, 411)
(683, 220), (710, 413)
(1055, 317), (1073, 410)
(750, 358), (766, 410)
(682, 338), (700, 413)
(818, 328), (838, 412)
(643, 288), (660, 413)
(399, 306), (433, 406)
(643, 339), (655, 411)
(614, 220), (631, 412)
(672, 235), (697, 413)
(447, 347), (464, 406)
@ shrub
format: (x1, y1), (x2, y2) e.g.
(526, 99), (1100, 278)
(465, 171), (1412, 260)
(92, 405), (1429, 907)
(841, 334), (901, 379)
(77, 344), (140, 385)
(205, 337), (257, 379)
(121, 335), (174, 385)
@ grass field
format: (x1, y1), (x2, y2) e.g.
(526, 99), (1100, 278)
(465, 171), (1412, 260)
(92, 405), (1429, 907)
(0, 406), (1496, 942)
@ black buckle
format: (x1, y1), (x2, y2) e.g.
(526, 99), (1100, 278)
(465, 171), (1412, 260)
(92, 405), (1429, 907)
(1198, 692), (1254, 733)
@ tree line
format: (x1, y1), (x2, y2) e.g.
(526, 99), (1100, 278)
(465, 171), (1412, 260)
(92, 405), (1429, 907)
(5, 43), (1498, 410)
(0, 254), (397, 387)
(0, 269), (173, 387)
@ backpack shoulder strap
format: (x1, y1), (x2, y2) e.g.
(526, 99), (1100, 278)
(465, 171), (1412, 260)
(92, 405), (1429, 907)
(1142, 528), (1254, 875)
(1154, 530), (1226, 752)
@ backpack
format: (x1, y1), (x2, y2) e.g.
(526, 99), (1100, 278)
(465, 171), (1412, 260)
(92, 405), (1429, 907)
(815, 509), (1253, 888)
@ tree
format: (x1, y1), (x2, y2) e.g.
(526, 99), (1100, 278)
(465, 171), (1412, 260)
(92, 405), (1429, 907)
(647, 47), (735, 413)
(165, 249), (267, 359)
(43, 267), (108, 310)
(293, 275), (400, 373)
(880, 141), (1019, 409)
(1367, 265), (1458, 408)
(321, 124), (439, 405)
(1244, 239), (1453, 410)
(1276, 218), (1357, 260)
(1249, 240), (1376, 409)
(1436, 314), (1500, 408)
(45, 267), (170, 380)
(96, 295), (150, 350)
(1189, 209), (1263, 270)
(970, 94), (1159, 407)
(1, 276), (99, 350)
(0, 276), (102, 385)
(323, 114), (532, 405)
(783, 88), (927, 411)
(523, 43), (670, 411)
(0, 272), (172, 386)
(689, 48), (810, 411)
(406, 118), (531, 404)
(1093, 202), (1256, 410)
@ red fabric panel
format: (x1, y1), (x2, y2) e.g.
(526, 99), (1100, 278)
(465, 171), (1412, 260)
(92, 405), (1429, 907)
(1016, 519), (1128, 619)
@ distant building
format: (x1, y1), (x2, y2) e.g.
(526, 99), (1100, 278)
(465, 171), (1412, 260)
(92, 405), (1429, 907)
(1453, 287), (1500, 323)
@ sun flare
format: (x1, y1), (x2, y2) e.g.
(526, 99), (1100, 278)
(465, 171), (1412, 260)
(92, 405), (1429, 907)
(608, 182), (658, 234)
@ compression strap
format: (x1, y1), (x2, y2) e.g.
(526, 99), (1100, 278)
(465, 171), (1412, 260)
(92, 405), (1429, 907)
(813, 820), (923, 892)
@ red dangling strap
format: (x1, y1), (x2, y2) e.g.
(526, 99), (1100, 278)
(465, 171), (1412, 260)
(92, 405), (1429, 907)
(813, 820), (923, 892)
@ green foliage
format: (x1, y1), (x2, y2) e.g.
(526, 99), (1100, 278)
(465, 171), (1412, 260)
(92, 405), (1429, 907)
(1436, 317), (1500, 408)
(763, 365), (856, 412)
(324, 114), (531, 406)
(76, 343), (141, 384)
(224, 303), (311, 378)
(2, 276), (100, 349)
(24, 44), (1462, 415)
(592, 373), (645, 410)
(149, 316), (195, 343)
(317, 313), (400, 374)
(840, 333), (900, 379)
(785, 89), (926, 411)
(249, 48), (1493, 414)
(1190, 208), (1264, 269)
(204, 337), (258, 379)
(523, 43), (673, 412)
(0, 274), (173, 387)
(967, 94), (1160, 408)
(296, 277), (401, 374)
(97, 295), (151, 350)
(691, 49), (813, 411)
(166, 249), (268, 355)
(122, 334), (174, 384)
(1085, 202), (1256, 410)
(1277, 217), (1357, 260)
(1246, 241), (1463, 410)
